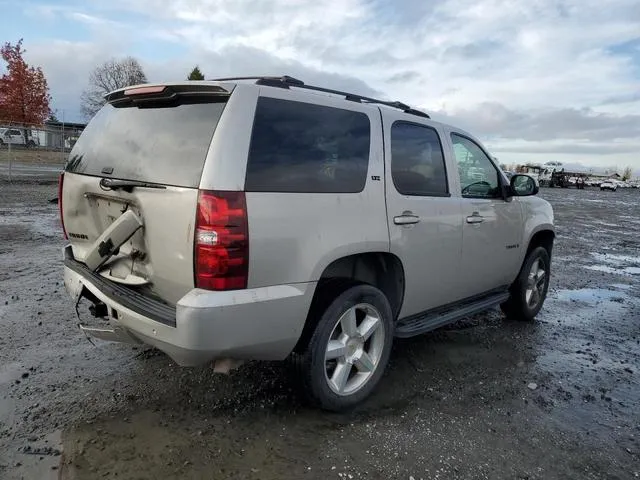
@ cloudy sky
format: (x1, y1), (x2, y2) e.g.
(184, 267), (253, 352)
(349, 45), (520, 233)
(2, 0), (639, 172)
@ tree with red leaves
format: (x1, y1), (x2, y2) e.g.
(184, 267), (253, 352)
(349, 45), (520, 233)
(0, 39), (51, 126)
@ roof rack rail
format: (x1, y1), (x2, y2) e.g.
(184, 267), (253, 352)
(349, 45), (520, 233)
(211, 75), (430, 119)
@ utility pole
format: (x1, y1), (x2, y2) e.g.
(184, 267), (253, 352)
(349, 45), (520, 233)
(61, 109), (65, 166)
(7, 135), (11, 183)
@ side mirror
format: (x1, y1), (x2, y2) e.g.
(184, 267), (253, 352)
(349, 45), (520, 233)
(510, 174), (539, 196)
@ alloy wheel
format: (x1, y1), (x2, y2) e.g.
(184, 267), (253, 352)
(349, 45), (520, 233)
(525, 258), (546, 308)
(324, 303), (386, 396)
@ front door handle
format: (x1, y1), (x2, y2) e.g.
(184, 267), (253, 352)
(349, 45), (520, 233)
(394, 214), (420, 225)
(466, 212), (484, 224)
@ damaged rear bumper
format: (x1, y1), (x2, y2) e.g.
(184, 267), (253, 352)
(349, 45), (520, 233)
(62, 246), (314, 366)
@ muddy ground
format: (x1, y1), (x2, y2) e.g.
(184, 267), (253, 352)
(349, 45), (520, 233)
(0, 181), (639, 480)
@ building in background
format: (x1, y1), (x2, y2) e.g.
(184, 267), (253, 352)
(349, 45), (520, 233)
(1, 120), (86, 150)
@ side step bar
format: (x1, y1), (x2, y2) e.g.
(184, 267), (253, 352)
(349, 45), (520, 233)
(395, 291), (510, 338)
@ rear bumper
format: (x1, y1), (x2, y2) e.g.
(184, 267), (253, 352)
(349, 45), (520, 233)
(63, 246), (315, 366)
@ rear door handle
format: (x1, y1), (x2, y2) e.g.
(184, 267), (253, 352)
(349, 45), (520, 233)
(394, 214), (420, 225)
(466, 212), (484, 224)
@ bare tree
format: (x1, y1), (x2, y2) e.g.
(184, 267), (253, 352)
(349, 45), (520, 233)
(622, 166), (633, 181)
(81, 57), (147, 119)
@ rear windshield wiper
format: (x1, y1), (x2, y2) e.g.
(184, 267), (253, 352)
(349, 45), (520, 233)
(99, 178), (167, 192)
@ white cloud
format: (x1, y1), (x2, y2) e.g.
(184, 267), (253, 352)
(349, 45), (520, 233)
(24, 40), (113, 121)
(20, 0), (640, 169)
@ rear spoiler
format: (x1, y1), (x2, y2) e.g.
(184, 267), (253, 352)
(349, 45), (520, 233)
(105, 84), (230, 107)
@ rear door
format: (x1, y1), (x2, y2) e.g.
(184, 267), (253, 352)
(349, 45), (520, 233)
(445, 130), (523, 298)
(62, 84), (230, 304)
(241, 89), (388, 289)
(383, 112), (464, 318)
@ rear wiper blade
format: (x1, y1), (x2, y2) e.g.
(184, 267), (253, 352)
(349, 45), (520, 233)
(99, 178), (167, 192)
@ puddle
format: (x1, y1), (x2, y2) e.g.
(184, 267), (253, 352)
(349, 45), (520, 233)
(0, 212), (59, 237)
(554, 288), (629, 305)
(552, 255), (580, 263)
(590, 252), (640, 265)
(584, 265), (640, 276)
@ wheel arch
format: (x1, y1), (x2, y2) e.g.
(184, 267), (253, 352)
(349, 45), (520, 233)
(293, 252), (405, 352)
(526, 227), (555, 257)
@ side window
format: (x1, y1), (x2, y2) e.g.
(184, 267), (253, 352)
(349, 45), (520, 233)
(391, 122), (448, 196)
(451, 133), (500, 198)
(245, 97), (370, 193)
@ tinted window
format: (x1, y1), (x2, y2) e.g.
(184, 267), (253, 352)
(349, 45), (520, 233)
(451, 133), (500, 198)
(391, 122), (448, 196)
(245, 97), (370, 193)
(65, 99), (227, 187)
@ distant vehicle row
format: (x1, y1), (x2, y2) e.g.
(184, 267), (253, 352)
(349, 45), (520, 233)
(0, 128), (38, 147)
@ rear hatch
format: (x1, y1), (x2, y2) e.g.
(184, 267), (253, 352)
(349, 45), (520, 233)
(62, 83), (230, 304)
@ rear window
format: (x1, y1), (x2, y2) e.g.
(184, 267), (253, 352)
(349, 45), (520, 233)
(245, 97), (370, 193)
(65, 98), (227, 187)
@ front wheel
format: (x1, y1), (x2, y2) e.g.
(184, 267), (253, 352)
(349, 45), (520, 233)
(501, 246), (551, 321)
(295, 284), (394, 411)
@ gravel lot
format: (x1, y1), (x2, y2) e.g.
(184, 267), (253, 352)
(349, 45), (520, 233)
(0, 181), (638, 479)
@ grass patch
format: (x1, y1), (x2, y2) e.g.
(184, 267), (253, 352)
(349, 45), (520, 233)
(0, 147), (68, 165)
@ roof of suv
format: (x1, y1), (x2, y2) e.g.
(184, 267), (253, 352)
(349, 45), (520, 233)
(213, 76), (432, 120)
(105, 75), (476, 140)
(107, 75), (430, 118)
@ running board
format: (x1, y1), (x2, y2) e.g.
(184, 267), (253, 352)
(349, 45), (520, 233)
(395, 291), (510, 338)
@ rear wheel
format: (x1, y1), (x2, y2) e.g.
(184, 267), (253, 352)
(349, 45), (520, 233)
(501, 246), (550, 321)
(295, 283), (394, 411)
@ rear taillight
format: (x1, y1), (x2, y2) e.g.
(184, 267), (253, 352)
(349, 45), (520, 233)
(124, 85), (167, 96)
(194, 191), (248, 291)
(58, 172), (68, 239)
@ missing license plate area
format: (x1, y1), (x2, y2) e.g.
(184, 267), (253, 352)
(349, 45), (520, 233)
(74, 288), (112, 329)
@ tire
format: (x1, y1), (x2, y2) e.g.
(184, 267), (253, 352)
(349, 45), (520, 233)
(294, 283), (394, 411)
(501, 246), (550, 321)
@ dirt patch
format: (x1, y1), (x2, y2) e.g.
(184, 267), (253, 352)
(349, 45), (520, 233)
(1, 185), (639, 479)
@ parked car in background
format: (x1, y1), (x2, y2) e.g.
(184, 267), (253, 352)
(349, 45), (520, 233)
(0, 127), (39, 147)
(59, 76), (555, 410)
(600, 181), (618, 191)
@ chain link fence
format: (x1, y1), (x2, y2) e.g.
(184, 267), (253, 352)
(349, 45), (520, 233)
(0, 121), (85, 182)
